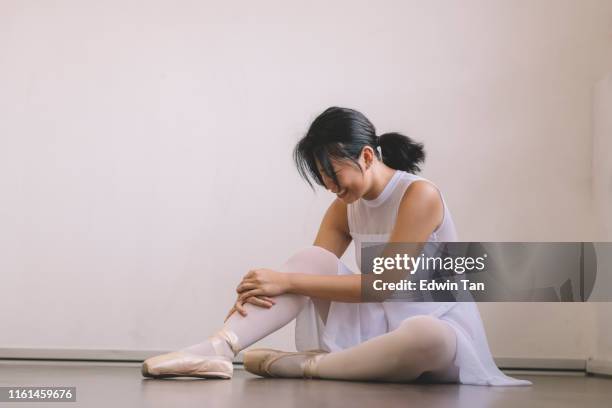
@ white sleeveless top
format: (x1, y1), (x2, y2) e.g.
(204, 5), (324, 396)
(294, 170), (532, 386)
(348, 169), (458, 274)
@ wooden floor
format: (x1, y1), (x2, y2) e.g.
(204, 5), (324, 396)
(1, 359), (611, 408)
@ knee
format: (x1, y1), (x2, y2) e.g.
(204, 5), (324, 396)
(396, 316), (456, 368)
(283, 245), (339, 275)
(300, 245), (339, 259)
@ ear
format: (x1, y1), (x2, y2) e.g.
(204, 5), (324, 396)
(361, 146), (376, 169)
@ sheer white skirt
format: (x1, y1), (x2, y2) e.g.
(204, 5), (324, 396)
(295, 258), (532, 386)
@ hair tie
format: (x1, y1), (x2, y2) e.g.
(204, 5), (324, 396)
(376, 145), (382, 158)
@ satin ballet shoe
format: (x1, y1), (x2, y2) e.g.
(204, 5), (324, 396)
(243, 348), (328, 379)
(141, 351), (233, 379)
(141, 328), (240, 379)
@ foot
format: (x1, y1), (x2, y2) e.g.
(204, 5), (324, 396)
(141, 328), (240, 379)
(179, 327), (239, 360)
(141, 351), (233, 379)
(243, 348), (328, 379)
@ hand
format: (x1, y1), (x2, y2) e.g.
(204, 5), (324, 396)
(236, 268), (291, 301)
(224, 294), (276, 322)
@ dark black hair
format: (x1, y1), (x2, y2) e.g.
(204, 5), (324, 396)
(293, 106), (426, 190)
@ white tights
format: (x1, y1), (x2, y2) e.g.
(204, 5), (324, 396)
(182, 245), (459, 383)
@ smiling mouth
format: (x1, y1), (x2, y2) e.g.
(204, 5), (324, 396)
(337, 189), (348, 198)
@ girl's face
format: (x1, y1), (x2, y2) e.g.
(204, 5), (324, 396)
(316, 148), (374, 203)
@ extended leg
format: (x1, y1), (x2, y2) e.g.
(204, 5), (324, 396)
(259, 315), (459, 383)
(316, 315), (457, 382)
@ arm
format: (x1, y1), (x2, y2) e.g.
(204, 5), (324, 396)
(312, 197), (352, 258)
(287, 181), (444, 302)
(287, 198), (362, 302)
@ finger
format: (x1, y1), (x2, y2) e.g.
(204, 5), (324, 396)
(235, 301), (247, 316)
(224, 306), (236, 322)
(236, 279), (258, 293)
(246, 297), (273, 308)
(239, 289), (263, 302)
(246, 299), (271, 309)
(237, 277), (256, 285)
(254, 296), (275, 305)
(238, 290), (256, 302)
(236, 281), (258, 293)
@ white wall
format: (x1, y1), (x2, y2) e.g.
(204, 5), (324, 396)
(0, 0), (611, 359)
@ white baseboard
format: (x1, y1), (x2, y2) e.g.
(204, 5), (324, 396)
(0, 348), (168, 362)
(0, 348), (246, 363)
(586, 358), (612, 377)
(493, 357), (586, 371)
(502, 369), (585, 376)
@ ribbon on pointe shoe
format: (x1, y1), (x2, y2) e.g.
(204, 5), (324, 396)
(303, 353), (326, 379)
(210, 328), (240, 358)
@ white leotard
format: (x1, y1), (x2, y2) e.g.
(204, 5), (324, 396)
(348, 169), (457, 274)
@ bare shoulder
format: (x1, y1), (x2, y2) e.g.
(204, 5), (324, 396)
(394, 179), (444, 238)
(399, 179), (443, 209)
(326, 198), (349, 229)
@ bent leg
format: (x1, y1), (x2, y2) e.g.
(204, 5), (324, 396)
(314, 315), (458, 382)
(181, 245), (339, 357)
(222, 245), (338, 348)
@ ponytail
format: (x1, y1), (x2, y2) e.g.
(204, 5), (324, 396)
(378, 132), (425, 174)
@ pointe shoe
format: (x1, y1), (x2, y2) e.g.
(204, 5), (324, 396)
(243, 348), (327, 379)
(142, 328), (240, 379)
(141, 351), (233, 379)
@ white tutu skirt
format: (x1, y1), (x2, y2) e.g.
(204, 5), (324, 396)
(295, 261), (532, 386)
